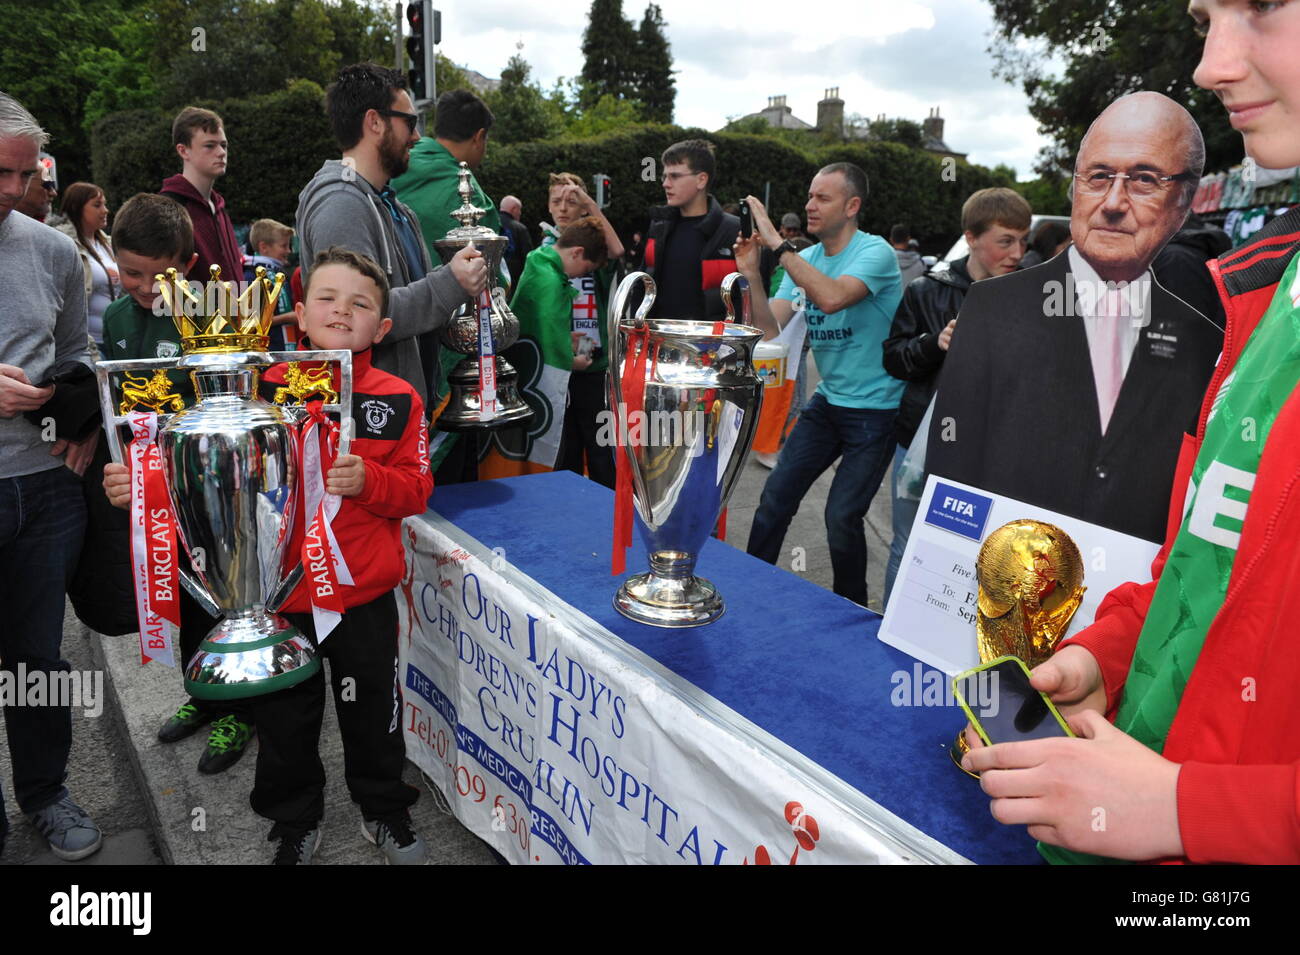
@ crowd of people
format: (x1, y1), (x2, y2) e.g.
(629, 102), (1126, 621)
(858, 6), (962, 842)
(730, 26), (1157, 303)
(2, 0), (1299, 865)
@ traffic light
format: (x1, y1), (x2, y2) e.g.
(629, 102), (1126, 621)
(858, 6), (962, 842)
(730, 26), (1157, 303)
(593, 173), (611, 210)
(405, 2), (439, 106)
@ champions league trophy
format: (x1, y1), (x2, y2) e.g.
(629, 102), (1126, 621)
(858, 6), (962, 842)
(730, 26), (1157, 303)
(607, 271), (765, 627)
(431, 162), (532, 430)
(951, 519), (1087, 772)
(95, 265), (353, 699)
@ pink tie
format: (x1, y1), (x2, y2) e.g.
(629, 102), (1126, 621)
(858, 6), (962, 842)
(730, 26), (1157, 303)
(1093, 288), (1126, 434)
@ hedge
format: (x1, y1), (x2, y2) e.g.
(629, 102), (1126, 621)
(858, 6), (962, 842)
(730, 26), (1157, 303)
(93, 89), (1013, 253)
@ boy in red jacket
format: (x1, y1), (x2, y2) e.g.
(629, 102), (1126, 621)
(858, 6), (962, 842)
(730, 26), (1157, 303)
(963, 0), (1300, 865)
(253, 247), (434, 864)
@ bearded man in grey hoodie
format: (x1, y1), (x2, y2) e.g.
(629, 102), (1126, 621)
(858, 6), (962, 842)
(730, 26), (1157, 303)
(297, 63), (486, 405)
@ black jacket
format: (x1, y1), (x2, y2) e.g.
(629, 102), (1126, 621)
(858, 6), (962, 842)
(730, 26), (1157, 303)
(927, 251), (1223, 543)
(882, 256), (973, 447)
(641, 195), (741, 320)
(1153, 219), (1232, 331)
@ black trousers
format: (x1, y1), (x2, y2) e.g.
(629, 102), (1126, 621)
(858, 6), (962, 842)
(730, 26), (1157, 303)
(248, 590), (417, 828)
(559, 370), (615, 489)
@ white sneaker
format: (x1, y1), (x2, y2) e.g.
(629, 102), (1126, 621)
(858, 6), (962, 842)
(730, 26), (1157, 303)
(755, 451), (779, 469)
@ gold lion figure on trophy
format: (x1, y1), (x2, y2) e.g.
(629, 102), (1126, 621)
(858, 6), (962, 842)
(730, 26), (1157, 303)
(119, 369), (185, 415)
(273, 362), (338, 405)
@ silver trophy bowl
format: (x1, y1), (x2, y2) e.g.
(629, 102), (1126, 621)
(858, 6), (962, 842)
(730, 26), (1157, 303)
(608, 272), (765, 627)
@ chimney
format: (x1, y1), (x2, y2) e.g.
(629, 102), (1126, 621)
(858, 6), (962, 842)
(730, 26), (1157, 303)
(817, 86), (844, 138)
(923, 107), (944, 145)
(767, 94), (788, 110)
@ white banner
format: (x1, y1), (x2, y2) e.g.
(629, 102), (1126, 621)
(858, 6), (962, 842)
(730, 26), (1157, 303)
(398, 512), (966, 865)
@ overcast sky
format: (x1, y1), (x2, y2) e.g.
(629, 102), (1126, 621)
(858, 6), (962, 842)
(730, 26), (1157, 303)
(432, 0), (1053, 178)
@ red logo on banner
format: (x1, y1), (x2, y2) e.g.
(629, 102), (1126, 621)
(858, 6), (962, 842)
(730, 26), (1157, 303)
(743, 801), (822, 865)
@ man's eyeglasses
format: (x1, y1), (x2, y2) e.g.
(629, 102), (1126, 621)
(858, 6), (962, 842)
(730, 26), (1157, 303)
(1074, 169), (1196, 199)
(377, 108), (421, 133)
(661, 171), (700, 183)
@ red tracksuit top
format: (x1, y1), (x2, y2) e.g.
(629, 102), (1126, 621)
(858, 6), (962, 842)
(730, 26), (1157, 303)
(1065, 207), (1300, 864)
(262, 348), (433, 613)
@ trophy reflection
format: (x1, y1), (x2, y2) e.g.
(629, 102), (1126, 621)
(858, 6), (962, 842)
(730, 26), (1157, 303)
(951, 519), (1086, 774)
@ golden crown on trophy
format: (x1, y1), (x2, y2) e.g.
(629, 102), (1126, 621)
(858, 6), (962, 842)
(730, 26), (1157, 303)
(156, 264), (285, 354)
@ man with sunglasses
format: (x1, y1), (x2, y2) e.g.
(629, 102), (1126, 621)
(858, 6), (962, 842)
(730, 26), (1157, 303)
(297, 65), (487, 412)
(391, 89), (502, 480)
(927, 92), (1223, 544)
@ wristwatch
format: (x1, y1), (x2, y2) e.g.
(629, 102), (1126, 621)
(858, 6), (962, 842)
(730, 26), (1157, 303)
(774, 239), (798, 258)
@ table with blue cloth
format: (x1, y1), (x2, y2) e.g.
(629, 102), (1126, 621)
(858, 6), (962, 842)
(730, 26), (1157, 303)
(427, 470), (1042, 865)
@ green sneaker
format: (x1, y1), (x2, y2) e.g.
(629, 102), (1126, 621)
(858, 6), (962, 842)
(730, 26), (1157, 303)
(157, 701), (211, 743)
(197, 714), (255, 775)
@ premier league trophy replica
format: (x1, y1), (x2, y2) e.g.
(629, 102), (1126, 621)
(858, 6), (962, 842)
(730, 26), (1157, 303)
(431, 162), (532, 430)
(607, 271), (765, 627)
(95, 265), (353, 699)
(951, 519), (1087, 771)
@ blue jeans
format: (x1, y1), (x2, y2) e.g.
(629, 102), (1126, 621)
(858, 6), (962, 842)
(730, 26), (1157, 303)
(885, 443), (921, 608)
(746, 393), (896, 606)
(0, 465), (86, 842)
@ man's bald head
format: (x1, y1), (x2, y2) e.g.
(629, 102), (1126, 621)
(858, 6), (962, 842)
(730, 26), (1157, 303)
(1078, 92), (1205, 208)
(500, 195), (522, 218)
(1070, 92), (1206, 284)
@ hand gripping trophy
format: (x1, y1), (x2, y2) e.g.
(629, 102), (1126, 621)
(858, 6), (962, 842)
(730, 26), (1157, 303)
(95, 265), (354, 699)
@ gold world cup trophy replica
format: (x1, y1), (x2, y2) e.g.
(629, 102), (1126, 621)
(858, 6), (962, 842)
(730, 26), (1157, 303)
(951, 519), (1086, 773)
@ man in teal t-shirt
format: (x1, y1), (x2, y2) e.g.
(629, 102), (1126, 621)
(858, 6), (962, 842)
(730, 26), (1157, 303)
(736, 162), (903, 606)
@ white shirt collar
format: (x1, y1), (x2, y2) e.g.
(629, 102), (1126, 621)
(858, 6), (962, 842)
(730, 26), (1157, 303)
(1068, 245), (1151, 320)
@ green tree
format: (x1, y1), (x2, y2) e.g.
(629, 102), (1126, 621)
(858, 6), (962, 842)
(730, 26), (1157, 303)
(868, 118), (925, 150)
(487, 53), (564, 144)
(566, 93), (644, 139)
(987, 0), (1240, 174)
(580, 0), (639, 109)
(631, 4), (674, 123)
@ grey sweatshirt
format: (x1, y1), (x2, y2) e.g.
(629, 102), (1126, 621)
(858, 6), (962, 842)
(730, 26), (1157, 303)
(296, 160), (465, 400)
(0, 210), (88, 479)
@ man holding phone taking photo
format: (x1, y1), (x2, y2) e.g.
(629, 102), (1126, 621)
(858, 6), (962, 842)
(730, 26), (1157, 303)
(735, 162), (903, 608)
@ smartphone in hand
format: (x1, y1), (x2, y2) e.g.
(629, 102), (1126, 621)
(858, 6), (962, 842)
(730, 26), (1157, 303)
(739, 199), (753, 239)
(953, 655), (1074, 746)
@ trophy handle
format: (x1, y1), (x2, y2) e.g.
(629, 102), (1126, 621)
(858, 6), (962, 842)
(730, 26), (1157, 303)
(720, 272), (751, 325)
(94, 363), (222, 619)
(264, 349), (353, 613)
(607, 272), (656, 523)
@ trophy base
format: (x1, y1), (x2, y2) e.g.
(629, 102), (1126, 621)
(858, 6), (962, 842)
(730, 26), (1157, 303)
(184, 611), (321, 701)
(614, 572), (724, 628)
(437, 357), (534, 432)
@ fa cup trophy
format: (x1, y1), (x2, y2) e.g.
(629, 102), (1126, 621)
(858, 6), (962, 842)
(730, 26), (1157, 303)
(95, 265), (353, 699)
(431, 162), (532, 430)
(607, 271), (765, 627)
(951, 519), (1086, 771)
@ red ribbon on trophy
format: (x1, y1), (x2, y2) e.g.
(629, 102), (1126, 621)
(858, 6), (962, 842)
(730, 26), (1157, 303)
(612, 325), (652, 575)
(476, 289), (499, 422)
(126, 410), (178, 667)
(299, 399), (353, 640)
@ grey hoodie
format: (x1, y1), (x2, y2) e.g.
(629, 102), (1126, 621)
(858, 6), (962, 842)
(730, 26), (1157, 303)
(296, 159), (466, 400)
(895, 248), (926, 285)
